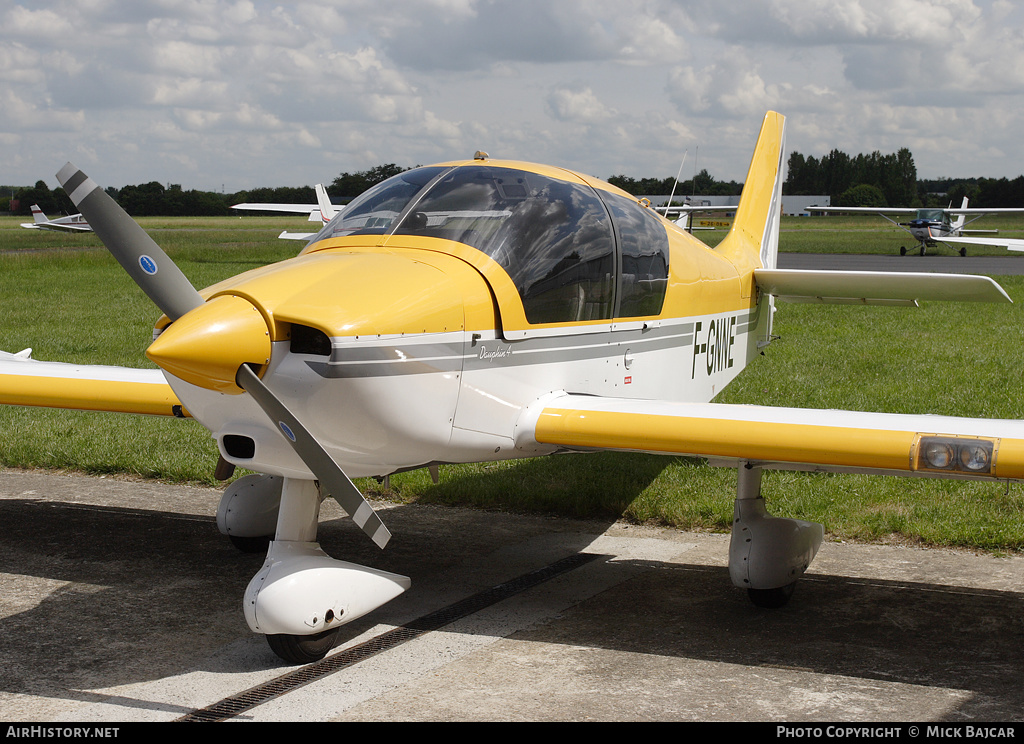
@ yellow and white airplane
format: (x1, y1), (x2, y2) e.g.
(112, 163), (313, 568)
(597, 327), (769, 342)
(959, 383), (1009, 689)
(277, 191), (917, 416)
(2, 111), (1023, 665)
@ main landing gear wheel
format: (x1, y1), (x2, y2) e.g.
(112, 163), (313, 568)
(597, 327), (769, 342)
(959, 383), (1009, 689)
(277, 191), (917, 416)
(747, 582), (796, 609)
(960, 247), (967, 256)
(900, 246), (907, 255)
(267, 628), (342, 664)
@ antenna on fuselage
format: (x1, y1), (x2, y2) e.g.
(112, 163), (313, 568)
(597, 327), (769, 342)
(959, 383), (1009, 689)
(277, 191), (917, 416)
(666, 150), (688, 219)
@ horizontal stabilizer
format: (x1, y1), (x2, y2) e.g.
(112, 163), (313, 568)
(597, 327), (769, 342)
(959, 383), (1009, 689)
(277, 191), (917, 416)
(754, 269), (1011, 305)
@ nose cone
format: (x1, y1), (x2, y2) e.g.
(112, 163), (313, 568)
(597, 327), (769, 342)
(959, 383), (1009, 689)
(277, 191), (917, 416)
(146, 294), (272, 394)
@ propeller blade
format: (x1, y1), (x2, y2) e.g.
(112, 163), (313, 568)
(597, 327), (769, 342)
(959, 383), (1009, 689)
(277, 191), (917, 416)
(55, 163), (205, 322)
(235, 364), (392, 549)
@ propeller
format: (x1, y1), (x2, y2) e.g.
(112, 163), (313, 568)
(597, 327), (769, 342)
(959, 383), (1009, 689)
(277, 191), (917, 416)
(56, 163), (392, 549)
(56, 163), (204, 322)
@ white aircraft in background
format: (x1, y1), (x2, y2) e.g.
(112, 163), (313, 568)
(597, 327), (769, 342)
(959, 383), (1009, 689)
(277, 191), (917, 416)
(2, 112), (1024, 666)
(232, 184), (338, 240)
(807, 199), (1024, 255)
(19, 205), (92, 233)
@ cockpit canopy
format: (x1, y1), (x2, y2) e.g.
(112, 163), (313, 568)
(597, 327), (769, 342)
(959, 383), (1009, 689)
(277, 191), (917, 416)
(312, 164), (670, 324)
(914, 209), (948, 223)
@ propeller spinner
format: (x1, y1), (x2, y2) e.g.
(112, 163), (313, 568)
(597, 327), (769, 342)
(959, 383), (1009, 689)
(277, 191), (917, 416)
(56, 163), (392, 549)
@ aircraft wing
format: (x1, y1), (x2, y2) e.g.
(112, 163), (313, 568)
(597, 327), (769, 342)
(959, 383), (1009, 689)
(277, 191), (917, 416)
(805, 206), (917, 215)
(0, 350), (187, 417)
(232, 186), (337, 225)
(20, 221), (93, 233)
(945, 207), (1024, 215)
(231, 202), (318, 213)
(657, 205), (736, 212)
(927, 235), (1024, 252)
(754, 269), (1011, 305)
(521, 394), (1024, 481)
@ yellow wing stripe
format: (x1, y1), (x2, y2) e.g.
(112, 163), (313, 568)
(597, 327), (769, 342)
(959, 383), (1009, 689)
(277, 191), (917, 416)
(535, 407), (1024, 480)
(0, 374), (188, 417)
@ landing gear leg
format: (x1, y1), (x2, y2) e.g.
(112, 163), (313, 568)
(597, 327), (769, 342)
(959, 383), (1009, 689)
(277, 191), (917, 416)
(728, 463), (824, 608)
(243, 477), (410, 665)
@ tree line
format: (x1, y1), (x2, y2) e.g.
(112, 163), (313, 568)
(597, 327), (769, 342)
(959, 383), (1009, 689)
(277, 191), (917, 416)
(786, 149), (917, 207)
(6, 155), (1024, 217)
(5, 164), (407, 218)
(608, 169), (743, 198)
(614, 148), (1024, 209)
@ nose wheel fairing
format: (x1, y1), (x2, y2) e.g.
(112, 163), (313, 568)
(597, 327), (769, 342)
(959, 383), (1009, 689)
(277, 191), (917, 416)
(237, 476), (409, 663)
(244, 540), (410, 637)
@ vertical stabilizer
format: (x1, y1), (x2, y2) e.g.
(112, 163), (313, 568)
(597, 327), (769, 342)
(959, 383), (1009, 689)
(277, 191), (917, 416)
(715, 112), (787, 272)
(952, 197), (968, 231)
(315, 184), (337, 224)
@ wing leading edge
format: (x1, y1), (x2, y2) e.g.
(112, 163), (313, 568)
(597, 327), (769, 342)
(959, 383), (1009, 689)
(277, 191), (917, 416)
(926, 234), (1024, 252)
(0, 351), (187, 417)
(520, 394), (1024, 481)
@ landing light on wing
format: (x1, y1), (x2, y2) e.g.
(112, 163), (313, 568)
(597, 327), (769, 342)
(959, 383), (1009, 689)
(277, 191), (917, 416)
(916, 436), (994, 474)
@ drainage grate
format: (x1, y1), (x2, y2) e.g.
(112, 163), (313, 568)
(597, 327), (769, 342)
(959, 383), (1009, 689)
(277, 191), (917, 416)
(178, 552), (602, 722)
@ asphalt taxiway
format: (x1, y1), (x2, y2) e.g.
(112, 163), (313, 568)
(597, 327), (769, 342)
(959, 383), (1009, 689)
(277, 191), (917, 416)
(0, 469), (1021, 723)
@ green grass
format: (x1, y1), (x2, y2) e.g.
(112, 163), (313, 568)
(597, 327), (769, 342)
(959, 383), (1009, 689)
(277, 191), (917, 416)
(693, 213), (1024, 255)
(0, 214), (1021, 551)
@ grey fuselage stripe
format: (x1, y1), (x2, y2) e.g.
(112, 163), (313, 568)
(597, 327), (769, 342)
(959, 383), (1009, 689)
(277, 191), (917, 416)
(305, 310), (756, 379)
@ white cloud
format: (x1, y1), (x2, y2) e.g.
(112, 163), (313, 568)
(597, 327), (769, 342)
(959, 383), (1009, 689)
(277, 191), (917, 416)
(1, 0), (1022, 190)
(546, 85), (615, 123)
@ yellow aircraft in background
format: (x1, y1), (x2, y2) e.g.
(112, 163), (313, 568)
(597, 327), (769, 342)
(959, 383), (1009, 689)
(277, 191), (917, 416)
(1, 111), (1022, 665)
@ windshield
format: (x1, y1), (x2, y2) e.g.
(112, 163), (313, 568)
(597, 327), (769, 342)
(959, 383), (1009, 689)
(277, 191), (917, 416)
(392, 165), (616, 323)
(312, 166), (448, 241)
(312, 163), (669, 323)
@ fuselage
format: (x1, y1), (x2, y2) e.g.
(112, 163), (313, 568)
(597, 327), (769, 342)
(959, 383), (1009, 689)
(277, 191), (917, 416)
(908, 209), (956, 243)
(158, 159), (770, 478)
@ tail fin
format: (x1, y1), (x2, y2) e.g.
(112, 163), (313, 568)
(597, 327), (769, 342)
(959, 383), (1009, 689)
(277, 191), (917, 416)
(30, 205), (48, 224)
(315, 184), (337, 224)
(951, 197), (968, 231)
(715, 112), (786, 271)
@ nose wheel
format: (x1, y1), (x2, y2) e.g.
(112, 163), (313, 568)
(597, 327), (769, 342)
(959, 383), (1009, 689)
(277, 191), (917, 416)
(267, 628), (342, 665)
(747, 582), (796, 609)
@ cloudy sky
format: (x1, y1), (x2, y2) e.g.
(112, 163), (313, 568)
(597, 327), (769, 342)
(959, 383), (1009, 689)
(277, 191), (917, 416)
(3, 0), (1023, 194)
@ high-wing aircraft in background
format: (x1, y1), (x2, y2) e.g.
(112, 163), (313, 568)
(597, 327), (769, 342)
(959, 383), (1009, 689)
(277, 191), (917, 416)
(19, 204), (92, 233)
(3, 112), (1024, 666)
(232, 183), (338, 240)
(806, 200), (1024, 255)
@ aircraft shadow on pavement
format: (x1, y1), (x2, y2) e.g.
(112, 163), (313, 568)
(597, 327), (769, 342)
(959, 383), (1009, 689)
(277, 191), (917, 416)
(0, 496), (1021, 721)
